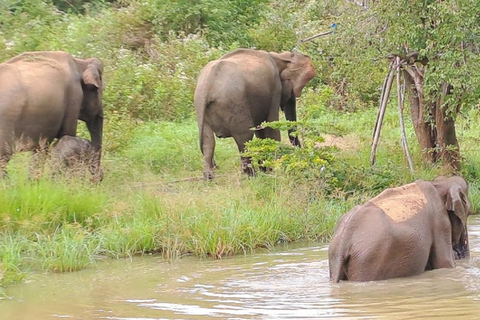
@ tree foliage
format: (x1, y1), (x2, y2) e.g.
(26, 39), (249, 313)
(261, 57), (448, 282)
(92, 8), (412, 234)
(312, 0), (480, 170)
(368, 0), (480, 108)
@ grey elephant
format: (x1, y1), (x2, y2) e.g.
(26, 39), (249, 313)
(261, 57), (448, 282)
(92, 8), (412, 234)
(194, 48), (316, 179)
(52, 135), (103, 181)
(0, 51), (104, 178)
(329, 176), (470, 282)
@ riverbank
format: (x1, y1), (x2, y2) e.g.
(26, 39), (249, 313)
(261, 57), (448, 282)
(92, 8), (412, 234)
(1, 106), (479, 296)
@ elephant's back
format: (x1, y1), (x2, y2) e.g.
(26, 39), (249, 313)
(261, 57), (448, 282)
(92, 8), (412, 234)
(369, 182), (428, 223)
(340, 205), (429, 281)
(222, 52), (277, 82)
(0, 53), (76, 145)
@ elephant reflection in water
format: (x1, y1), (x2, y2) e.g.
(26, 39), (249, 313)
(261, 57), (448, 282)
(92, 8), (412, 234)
(329, 176), (471, 282)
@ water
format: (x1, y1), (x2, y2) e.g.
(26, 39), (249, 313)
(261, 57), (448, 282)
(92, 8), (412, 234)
(2, 217), (480, 320)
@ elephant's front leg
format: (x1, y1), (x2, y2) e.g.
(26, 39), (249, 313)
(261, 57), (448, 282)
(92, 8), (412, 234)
(88, 151), (104, 183)
(282, 95), (301, 147)
(429, 232), (456, 269)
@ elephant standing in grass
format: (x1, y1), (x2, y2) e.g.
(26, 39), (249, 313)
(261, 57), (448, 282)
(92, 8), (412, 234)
(0, 51), (104, 179)
(52, 135), (103, 181)
(194, 48), (316, 179)
(329, 176), (471, 282)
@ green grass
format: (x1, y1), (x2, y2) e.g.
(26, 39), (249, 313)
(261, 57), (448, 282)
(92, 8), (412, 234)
(1, 0), (478, 299)
(0, 105), (479, 293)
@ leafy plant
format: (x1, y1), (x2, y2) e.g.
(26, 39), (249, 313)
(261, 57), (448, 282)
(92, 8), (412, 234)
(244, 120), (334, 180)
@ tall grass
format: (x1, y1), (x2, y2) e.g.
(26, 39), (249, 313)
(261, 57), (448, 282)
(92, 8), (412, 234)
(0, 177), (108, 232)
(1, 0), (478, 298)
(1, 103), (479, 292)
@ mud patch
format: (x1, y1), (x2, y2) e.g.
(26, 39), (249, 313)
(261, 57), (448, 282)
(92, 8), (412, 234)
(370, 182), (427, 223)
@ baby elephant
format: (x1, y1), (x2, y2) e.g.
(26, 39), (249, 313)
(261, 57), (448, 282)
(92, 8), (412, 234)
(52, 135), (103, 181)
(329, 176), (470, 282)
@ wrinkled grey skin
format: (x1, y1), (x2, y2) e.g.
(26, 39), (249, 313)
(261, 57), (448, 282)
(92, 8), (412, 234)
(52, 135), (103, 181)
(329, 176), (471, 282)
(0, 51), (104, 178)
(194, 48), (316, 179)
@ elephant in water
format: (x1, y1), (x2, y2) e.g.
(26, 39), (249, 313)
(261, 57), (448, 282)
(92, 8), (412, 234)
(329, 176), (471, 282)
(0, 51), (104, 179)
(194, 48), (316, 179)
(52, 136), (103, 181)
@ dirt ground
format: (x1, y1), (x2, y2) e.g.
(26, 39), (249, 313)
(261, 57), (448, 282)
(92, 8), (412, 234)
(315, 134), (361, 152)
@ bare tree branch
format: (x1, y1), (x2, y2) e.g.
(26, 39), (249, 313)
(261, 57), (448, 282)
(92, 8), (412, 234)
(370, 60), (395, 165)
(372, 64), (391, 139)
(396, 57), (414, 173)
(297, 30), (334, 45)
(403, 65), (424, 98)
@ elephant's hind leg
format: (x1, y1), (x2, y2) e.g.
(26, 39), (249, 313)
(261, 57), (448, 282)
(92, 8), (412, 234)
(233, 131), (255, 176)
(200, 123), (216, 180)
(254, 127), (280, 173)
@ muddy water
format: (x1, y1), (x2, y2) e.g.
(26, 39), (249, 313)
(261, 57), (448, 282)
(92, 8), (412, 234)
(2, 217), (480, 320)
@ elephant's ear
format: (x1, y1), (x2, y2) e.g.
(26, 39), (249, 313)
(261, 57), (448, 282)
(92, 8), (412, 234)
(269, 51), (293, 73)
(445, 185), (470, 226)
(82, 64), (101, 89)
(276, 52), (315, 98)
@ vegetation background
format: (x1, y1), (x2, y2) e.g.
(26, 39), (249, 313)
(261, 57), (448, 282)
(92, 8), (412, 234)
(1, 0), (479, 295)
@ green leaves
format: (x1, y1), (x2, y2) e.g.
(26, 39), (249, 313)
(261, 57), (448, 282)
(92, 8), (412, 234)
(149, 0), (269, 47)
(244, 120), (334, 179)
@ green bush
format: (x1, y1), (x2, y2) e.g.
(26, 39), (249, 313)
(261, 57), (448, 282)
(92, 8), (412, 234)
(244, 120), (334, 180)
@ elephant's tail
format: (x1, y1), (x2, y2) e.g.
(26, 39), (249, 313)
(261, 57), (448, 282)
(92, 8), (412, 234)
(197, 100), (211, 155)
(194, 77), (210, 156)
(330, 255), (347, 283)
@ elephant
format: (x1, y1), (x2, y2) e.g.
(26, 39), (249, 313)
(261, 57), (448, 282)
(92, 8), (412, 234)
(0, 51), (104, 179)
(51, 135), (103, 181)
(194, 48), (316, 179)
(328, 176), (470, 282)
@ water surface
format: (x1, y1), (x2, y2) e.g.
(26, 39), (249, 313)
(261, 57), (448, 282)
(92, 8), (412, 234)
(2, 217), (480, 319)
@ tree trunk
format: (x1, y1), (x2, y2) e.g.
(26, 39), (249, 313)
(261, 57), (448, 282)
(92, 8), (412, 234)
(434, 84), (461, 172)
(402, 68), (436, 164)
(402, 60), (460, 172)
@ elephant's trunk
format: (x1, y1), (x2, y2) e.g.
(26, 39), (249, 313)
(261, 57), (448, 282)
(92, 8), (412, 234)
(454, 228), (469, 260)
(87, 113), (103, 151)
(86, 113), (103, 180)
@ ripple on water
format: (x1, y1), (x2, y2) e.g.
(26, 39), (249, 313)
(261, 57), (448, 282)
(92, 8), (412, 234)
(2, 218), (480, 320)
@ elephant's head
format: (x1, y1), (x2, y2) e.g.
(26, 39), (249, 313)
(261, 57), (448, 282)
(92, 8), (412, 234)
(75, 57), (104, 149)
(432, 176), (471, 259)
(269, 51), (316, 146)
(75, 57), (104, 177)
(269, 51), (316, 100)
